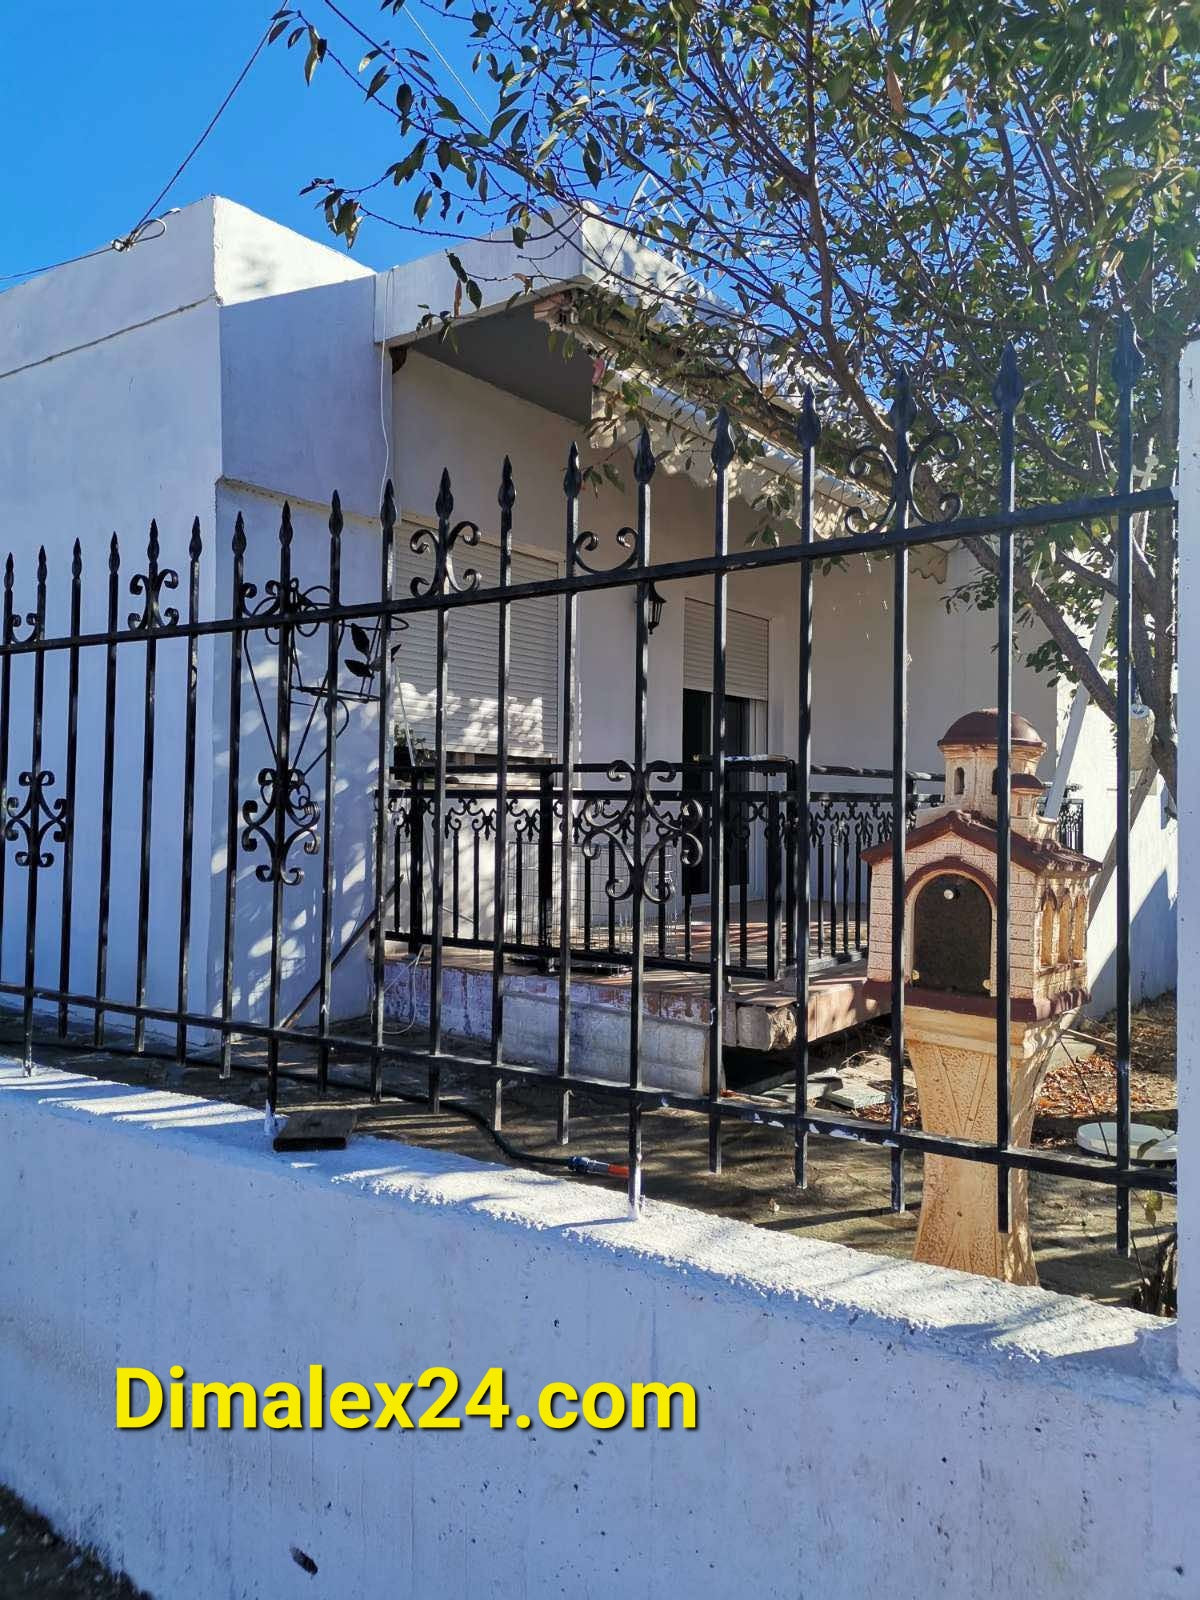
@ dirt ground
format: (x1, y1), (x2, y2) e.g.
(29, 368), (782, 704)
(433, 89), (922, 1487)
(12, 994), (1175, 1311)
(0, 1487), (145, 1599)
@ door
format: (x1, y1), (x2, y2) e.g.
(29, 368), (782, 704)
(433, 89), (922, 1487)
(682, 688), (752, 895)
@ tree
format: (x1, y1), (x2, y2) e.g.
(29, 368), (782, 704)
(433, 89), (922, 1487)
(270, 0), (1197, 797)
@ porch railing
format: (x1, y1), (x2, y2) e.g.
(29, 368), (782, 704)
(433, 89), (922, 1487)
(388, 758), (1080, 977)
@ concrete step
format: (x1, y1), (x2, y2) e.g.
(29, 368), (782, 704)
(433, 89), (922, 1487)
(383, 949), (883, 1095)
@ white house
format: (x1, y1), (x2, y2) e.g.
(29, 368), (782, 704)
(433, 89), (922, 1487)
(0, 195), (1175, 1048)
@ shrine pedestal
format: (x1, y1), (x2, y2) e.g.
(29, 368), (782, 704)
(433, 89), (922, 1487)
(906, 1006), (1063, 1286)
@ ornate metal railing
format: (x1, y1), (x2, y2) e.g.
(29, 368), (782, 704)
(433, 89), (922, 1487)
(387, 759), (948, 976)
(388, 761), (1082, 977)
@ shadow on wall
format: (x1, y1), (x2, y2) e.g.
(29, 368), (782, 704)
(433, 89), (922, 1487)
(1085, 779), (1178, 1015)
(1088, 846), (1178, 1016)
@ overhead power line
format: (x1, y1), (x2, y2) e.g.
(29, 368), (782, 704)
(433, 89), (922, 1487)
(4, 14), (273, 285)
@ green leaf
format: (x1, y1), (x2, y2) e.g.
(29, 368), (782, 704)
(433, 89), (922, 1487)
(1102, 167), (1142, 200)
(1051, 238), (1083, 278)
(827, 67), (852, 105)
(304, 26), (325, 86)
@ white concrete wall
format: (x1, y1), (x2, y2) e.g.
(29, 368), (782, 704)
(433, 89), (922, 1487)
(1176, 338), (1200, 1368)
(0, 200), (225, 1028)
(1068, 700), (1176, 1013)
(0, 197), (380, 1037)
(0, 1061), (1195, 1600)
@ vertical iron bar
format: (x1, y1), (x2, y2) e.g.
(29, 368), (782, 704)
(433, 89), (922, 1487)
(537, 767), (553, 967)
(373, 484), (397, 1101)
(133, 524), (161, 1055)
(888, 370), (915, 1214)
(557, 446), (581, 1143)
(57, 540), (82, 1037)
(408, 770), (423, 954)
(451, 833), (461, 937)
(175, 520), (202, 1064)
(427, 476), (452, 1109)
(627, 427), (655, 1211)
(266, 505), (295, 1114)
(708, 411), (734, 1175)
(94, 538), (119, 1045)
(219, 515), (245, 1077)
(491, 459), (514, 1129)
(993, 345), (1023, 1231)
(317, 494), (343, 1093)
(0, 559), (12, 987)
(766, 789), (780, 981)
(1112, 315), (1143, 1255)
(21, 549), (48, 1070)
(795, 389), (819, 1186)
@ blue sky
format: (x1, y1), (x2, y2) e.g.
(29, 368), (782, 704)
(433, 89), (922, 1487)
(2, 1), (460, 285)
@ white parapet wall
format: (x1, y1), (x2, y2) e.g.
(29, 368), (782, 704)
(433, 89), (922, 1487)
(0, 1060), (1197, 1600)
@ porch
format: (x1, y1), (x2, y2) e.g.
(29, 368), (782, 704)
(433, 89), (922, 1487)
(384, 755), (1082, 1091)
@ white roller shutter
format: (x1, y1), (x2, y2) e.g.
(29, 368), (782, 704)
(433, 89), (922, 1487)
(683, 598), (769, 703)
(392, 528), (560, 756)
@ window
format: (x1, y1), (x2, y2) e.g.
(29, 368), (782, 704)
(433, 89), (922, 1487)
(682, 598), (769, 702)
(1058, 895), (1072, 968)
(392, 529), (559, 757)
(953, 766), (965, 796)
(1071, 895), (1087, 961)
(1039, 892), (1057, 968)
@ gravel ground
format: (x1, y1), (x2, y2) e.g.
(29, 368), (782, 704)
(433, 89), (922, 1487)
(0, 1487), (145, 1599)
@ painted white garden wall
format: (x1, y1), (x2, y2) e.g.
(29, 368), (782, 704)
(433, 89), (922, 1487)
(0, 1061), (1195, 1600)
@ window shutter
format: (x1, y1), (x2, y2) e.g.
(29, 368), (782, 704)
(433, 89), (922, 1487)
(392, 528), (560, 755)
(682, 599), (769, 702)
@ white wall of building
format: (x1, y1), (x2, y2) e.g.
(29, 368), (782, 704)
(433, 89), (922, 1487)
(0, 197), (381, 1037)
(0, 1061), (1194, 1600)
(1175, 336), (1200, 1369)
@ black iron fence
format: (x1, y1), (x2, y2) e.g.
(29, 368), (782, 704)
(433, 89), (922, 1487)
(0, 322), (1168, 1251)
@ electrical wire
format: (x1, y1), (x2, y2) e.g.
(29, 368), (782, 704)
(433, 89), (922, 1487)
(5, 13), (271, 285)
(118, 16), (275, 249)
(1, 1021), (629, 1182)
(0, 218), (167, 285)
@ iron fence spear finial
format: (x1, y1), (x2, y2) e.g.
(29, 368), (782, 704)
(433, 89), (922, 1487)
(797, 385), (821, 449)
(634, 424), (656, 485)
(992, 341), (1025, 413)
(564, 441), (582, 497)
(711, 406), (734, 471)
(499, 455), (516, 513)
(1112, 311), (1145, 388)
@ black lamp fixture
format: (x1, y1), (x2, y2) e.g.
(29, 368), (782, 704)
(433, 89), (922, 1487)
(646, 580), (667, 635)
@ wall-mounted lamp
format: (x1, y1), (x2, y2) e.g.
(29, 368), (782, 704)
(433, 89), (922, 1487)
(646, 581), (667, 635)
